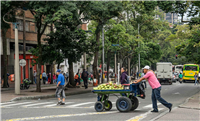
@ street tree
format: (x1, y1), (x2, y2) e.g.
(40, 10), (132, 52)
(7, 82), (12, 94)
(88, 1), (124, 82)
(43, 1), (92, 87)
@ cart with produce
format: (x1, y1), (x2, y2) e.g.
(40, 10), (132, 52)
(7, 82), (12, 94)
(92, 82), (145, 112)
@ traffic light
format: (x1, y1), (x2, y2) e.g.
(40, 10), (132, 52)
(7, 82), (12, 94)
(176, 55), (177, 59)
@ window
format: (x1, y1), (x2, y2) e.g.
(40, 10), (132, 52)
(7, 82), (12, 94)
(25, 22), (30, 32)
(185, 66), (197, 71)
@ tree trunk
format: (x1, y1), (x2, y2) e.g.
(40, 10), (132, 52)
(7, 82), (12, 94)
(23, 10), (26, 80)
(107, 50), (111, 82)
(2, 29), (8, 88)
(57, 63), (60, 69)
(93, 31), (100, 84)
(68, 59), (75, 87)
(36, 34), (42, 92)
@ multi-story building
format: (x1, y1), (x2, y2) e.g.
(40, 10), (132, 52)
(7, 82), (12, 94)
(1, 10), (51, 83)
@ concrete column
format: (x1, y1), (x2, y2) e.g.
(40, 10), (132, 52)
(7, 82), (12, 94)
(15, 27), (20, 94)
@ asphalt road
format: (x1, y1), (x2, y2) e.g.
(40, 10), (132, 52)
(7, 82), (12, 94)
(1, 82), (199, 121)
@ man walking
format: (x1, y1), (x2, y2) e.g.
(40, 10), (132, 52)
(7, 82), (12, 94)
(56, 69), (66, 105)
(133, 65), (172, 113)
(34, 70), (37, 84)
(42, 71), (47, 84)
(81, 69), (89, 89)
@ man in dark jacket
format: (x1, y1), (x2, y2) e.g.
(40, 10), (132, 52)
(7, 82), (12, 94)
(81, 69), (89, 89)
(120, 67), (128, 84)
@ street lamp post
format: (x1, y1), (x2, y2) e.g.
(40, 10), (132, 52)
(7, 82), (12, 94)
(3, 9), (22, 94)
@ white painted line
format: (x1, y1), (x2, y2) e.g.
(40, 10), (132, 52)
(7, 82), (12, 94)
(126, 108), (164, 121)
(1, 101), (16, 105)
(44, 102), (74, 107)
(143, 103), (161, 109)
(66, 102), (94, 107)
(3, 111), (118, 121)
(1, 102), (34, 107)
(22, 102), (53, 107)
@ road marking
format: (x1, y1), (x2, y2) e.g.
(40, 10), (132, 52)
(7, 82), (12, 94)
(126, 108), (164, 121)
(0, 102), (14, 105)
(174, 92), (180, 95)
(143, 103), (161, 109)
(3, 111), (118, 121)
(66, 102), (94, 107)
(21, 102), (53, 107)
(1, 102), (34, 108)
(43, 102), (74, 107)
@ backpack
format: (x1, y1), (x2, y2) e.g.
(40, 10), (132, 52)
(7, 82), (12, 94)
(125, 74), (130, 84)
(83, 71), (88, 78)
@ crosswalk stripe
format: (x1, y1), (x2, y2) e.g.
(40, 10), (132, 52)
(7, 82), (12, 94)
(1, 102), (34, 107)
(1, 101), (15, 105)
(66, 102), (94, 107)
(22, 102), (53, 107)
(44, 102), (74, 107)
(143, 103), (161, 108)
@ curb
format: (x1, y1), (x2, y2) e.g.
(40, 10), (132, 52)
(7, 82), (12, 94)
(150, 91), (200, 121)
(11, 90), (92, 102)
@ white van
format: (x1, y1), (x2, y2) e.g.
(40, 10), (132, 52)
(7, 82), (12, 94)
(156, 62), (173, 85)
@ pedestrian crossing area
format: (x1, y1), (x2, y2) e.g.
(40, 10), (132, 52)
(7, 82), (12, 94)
(1, 100), (163, 110)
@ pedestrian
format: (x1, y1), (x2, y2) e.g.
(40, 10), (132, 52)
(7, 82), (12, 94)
(120, 67), (128, 84)
(66, 72), (69, 83)
(40, 73), (42, 82)
(53, 73), (56, 83)
(194, 73), (199, 85)
(34, 70), (37, 84)
(46, 73), (48, 83)
(137, 72), (139, 79)
(48, 73), (51, 84)
(178, 72), (183, 84)
(133, 65), (172, 113)
(55, 69), (65, 105)
(7, 72), (10, 87)
(42, 71), (47, 84)
(78, 73), (82, 85)
(81, 69), (89, 89)
(74, 73), (79, 85)
(141, 70), (147, 88)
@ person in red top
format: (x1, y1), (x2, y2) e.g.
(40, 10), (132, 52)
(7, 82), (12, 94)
(133, 65), (172, 113)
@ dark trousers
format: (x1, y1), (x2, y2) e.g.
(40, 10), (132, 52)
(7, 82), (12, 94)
(42, 77), (46, 84)
(152, 86), (172, 111)
(83, 79), (88, 88)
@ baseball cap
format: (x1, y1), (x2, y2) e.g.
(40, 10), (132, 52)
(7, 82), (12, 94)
(56, 69), (61, 73)
(142, 65), (150, 70)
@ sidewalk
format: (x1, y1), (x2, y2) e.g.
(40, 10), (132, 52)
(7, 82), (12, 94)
(1, 80), (93, 103)
(155, 91), (200, 121)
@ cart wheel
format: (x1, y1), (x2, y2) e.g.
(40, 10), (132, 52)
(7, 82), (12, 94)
(95, 101), (104, 112)
(116, 97), (132, 112)
(104, 100), (112, 111)
(129, 95), (139, 111)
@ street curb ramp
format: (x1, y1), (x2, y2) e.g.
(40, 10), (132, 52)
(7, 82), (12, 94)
(11, 90), (92, 101)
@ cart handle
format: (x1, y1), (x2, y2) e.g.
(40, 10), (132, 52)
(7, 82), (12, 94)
(122, 84), (130, 86)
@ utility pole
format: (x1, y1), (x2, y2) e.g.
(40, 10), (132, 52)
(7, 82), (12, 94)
(115, 52), (117, 82)
(138, 24), (140, 73)
(84, 53), (86, 69)
(128, 57), (130, 76)
(23, 10), (26, 80)
(102, 26), (104, 83)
